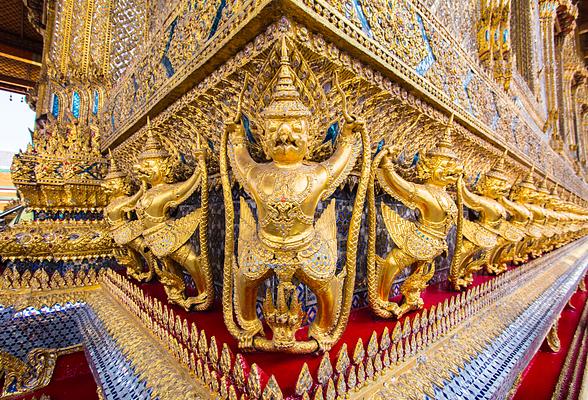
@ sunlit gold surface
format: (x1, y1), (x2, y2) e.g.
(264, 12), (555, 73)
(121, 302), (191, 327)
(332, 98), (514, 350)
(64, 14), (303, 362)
(220, 37), (370, 353)
(131, 120), (213, 311)
(368, 115), (462, 318)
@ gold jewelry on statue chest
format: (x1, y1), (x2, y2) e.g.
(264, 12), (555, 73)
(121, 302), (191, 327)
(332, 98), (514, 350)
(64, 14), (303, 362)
(425, 184), (457, 233)
(257, 170), (314, 237)
(136, 189), (168, 224)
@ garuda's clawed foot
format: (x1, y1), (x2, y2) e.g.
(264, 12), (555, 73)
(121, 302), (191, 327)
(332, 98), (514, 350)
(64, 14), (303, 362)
(237, 318), (264, 351)
(308, 326), (336, 352)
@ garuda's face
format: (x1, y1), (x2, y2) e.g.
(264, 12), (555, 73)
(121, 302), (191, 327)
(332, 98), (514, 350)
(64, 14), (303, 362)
(480, 177), (509, 199)
(265, 117), (309, 164)
(102, 177), (125, 197)
(134, 158), (165, 185)
(429, 157), (463, 186)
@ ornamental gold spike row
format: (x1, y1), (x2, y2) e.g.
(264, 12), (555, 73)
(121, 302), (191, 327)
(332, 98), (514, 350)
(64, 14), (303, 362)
(93, 36), (588, 359)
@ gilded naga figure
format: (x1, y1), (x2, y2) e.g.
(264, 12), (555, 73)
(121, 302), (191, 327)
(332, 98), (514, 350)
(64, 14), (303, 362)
(220, 38), (370, 353)
(133, 121), (212, 311)
(450, 151), (523, 289)
(103, 151), (154, 282)
(367, 115), (463, 319)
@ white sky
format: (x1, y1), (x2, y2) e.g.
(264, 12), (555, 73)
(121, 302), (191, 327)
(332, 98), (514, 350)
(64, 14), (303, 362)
(0, 90), (35, 154)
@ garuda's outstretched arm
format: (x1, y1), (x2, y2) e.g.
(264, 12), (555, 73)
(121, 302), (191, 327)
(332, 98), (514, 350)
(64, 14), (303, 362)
(458, 178), (483, 211)
(162, 151), (207, 216)
(377, 152), (422, 208)
(120, 185), (145, 213)
(320, 121), (361, 200)
(226, 122), (257, 192)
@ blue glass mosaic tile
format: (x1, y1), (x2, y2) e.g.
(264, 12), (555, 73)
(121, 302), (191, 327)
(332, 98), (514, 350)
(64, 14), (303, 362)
(72, 91), (81, 119)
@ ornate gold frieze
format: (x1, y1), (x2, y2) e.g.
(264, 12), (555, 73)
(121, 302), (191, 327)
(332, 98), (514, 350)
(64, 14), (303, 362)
(0, 221), (115, 261)
(107, 14), (587, 201)
(0, 267), (101, 310)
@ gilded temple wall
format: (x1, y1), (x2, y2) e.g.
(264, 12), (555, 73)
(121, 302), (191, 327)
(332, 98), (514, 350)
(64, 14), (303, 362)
(7, 0), (588, 326)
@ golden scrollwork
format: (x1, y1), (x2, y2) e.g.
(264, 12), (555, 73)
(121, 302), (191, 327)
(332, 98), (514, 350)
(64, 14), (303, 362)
(0, 346), (82, 398)
(546, 318), (561, 352)
(368, 114), (462, 319)
(220, 37), (371, 353)
(132, 119), (213, 311)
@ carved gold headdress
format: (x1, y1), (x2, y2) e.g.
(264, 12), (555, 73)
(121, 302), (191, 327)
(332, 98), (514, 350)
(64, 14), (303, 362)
(485, 149), (509, 181)
(517, 165), (536, 190)
(138, 117), (170, 160)
(260, 37), (311, 120)
(427, 113), (458, 160)
(105, 149), (126, 180)
(537, 174), (550, 194)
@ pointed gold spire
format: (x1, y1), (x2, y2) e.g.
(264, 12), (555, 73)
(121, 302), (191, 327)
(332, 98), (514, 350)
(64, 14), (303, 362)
(518, 165), (536, 190)
(261, 37), (311, 119)
(138, 116), (170, 160)
(538, 174), (550, 194)
(105, 148), (126, 179)
(486, 149), (509, 181)
(428, 113), (458, 160)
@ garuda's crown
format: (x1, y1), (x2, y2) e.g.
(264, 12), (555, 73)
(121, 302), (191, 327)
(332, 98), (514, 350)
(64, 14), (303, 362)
(261, 37), (311, 120)
(427, 113), (458, 160)
(138, 117), (170, 160)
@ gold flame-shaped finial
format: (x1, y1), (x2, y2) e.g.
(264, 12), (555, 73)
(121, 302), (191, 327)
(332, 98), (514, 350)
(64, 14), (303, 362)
(105, 148), (126, 180)
(260, 37), (311, 119)
(138, 116), (170, 160)
(428, 113), (458, 159)
(486, 149), (509, 181)
(550, 182), (559, 196)
(518, 164), (536, 190)
(538, 174), (550, 194)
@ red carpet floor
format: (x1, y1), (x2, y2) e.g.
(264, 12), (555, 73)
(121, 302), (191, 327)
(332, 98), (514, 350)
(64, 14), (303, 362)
(129, 269), (497, 394)
(512, 276), (588, 400)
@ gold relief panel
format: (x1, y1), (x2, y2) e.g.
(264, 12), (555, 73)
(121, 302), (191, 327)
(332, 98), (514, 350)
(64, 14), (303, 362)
(112, 19), (534, 191)
(104, 1), (587, 198)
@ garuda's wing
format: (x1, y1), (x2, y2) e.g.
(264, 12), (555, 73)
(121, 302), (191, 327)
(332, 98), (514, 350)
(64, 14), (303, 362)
(238, 197), (257, 262)
(315, 199), (338, 258)
(381, 202), (414, 250)
(381, 203), (446, 260)
(462, 219), (498, 249)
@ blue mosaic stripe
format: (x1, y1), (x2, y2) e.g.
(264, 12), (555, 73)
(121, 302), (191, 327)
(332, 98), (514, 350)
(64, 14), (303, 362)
(77, 306), (154, 400)
(432, 249), (588, 400)
(0, 304), (83, 360)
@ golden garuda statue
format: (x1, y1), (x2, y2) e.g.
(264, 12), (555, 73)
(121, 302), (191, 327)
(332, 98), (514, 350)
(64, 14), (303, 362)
(474, 151), (525, 275)
(103, 151), (154, 282)
(367, 114), (463, 319)
(449, 151), (523, 289)
(219, 37), (370, 353)
(508, 167), (543, 263)
(497, 173), (535, 266)
(133, 121), (213, 311)
(534, 176), (559, 253)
